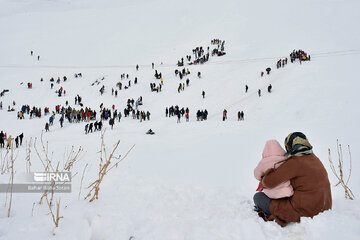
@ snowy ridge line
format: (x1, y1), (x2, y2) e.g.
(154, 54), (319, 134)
(311, 49), (360, 56)
(1, 49), (359, 70)
(0, 64), (158, 69)
(206, 49), (360, 65)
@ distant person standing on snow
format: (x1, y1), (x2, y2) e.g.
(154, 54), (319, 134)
(266, 67), (271, 75)
(15, 136), (19, 148)
(88, 122), (93, 133)
(177, 112), (181, 123)
(202, 91), (205, 98)
(6, 135), (13, 149)
(0, 131), (4, 148)
(109, 118), (114, 129)
(19, 133), (24, 146)
(223, 109), (227, 121)
(60, 116), (64, 127)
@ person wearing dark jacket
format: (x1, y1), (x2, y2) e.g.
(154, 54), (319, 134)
(0, 131), (4, 148)
(253, 132), (332, 227)
(266, 67), (271, 75)
(222, 109), (227, 121)
(15, 136), (19, 148)
(88, 122), (93, 133)
(60, 116), (64, 127)
(109, 118), (114, 129)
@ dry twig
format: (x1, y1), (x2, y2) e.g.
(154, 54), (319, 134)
(328, 140), (355, 200)
(85, 128), (134, 202)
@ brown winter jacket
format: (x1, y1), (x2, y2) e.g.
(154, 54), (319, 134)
(261, 153), (332, 226)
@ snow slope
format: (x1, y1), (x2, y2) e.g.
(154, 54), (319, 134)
(1, 0), (360, 239)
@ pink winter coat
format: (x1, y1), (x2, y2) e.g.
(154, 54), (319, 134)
(254, 140), (294, 199)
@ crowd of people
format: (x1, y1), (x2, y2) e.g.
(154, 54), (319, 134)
(178, 39), (226, 67)
(196, 109), (208, 121)
(3, 45), (329, 229)
(0, 131), (24, 149)
(0, 45), (312, 147)
(175, 68), (191, 80)
(290, 49), (310, 62)
(150, 82), (162, 92)
(166, 106), (190, 123)
(114, 73), (139, 92)
(254, 50), (310, 100)
(85, 121), (102, 134)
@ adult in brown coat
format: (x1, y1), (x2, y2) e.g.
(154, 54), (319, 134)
(6, 135), (13, 149)
(254, 132), (332, 227)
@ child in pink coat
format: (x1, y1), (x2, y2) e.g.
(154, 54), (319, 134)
(254, 139), (294, 199)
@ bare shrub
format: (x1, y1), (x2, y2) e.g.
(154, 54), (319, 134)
(85, 128), (135, 202)
(78, 163), (88, 200)
(46, 195), (63, 227)
(31, 131), (82, 228)
(328, 140), (355, 200)
(64, 146), (83, 171)
(25, 138), (33, 173)
(1, 149), (10, 174)
(7, 141), (15, 217)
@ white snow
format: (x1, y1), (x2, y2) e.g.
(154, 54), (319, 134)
(0, 0), (360, 239)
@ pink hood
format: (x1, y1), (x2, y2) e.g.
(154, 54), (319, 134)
(262, 139), (286, 159)
(254, 140), (287, 180)
(254, 140), (293, 199)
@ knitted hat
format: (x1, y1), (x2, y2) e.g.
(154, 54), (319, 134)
(284, 132), (313, 157)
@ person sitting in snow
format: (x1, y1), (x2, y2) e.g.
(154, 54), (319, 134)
(253, 132), (332, 227)
(254, 140), (294, 199)
(146, 129), (155, 135)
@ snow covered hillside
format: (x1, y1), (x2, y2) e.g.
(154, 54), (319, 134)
(1, 0), (360, 239)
